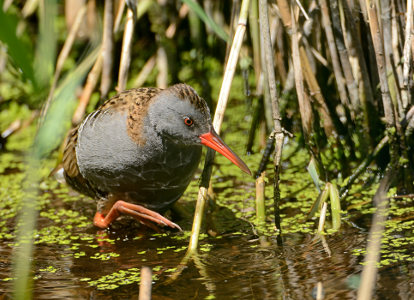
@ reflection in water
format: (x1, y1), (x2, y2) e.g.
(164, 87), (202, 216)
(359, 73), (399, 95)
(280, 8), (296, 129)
(1, 217), (411, 299)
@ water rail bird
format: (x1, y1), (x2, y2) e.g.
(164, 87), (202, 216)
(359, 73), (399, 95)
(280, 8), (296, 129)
(63, 83), (251, 230)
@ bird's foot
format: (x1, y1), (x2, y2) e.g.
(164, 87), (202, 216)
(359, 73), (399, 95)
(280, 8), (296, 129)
(93, 200), (182, 231)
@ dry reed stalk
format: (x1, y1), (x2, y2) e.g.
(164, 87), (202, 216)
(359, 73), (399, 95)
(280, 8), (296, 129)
(22, 0), (38, 17)
(150, 0), (176, 88)
(1, 120), (22, 139)
(401, 0), (413, 110)
(340, 0), (376, 130)
(277, 0), (332, 178)
(72, 56), (103, 125)
(382, 0), (403, 122)
(290, 5), (313, 138)
(260, 33), (274, 131)
(187, 186), (209, 252)
(395, 0), (407, 43)
(57, 6), (87, 71)
(381, 0), (393, 73)
(154, 3), (190, 88)
(275, 1), (318, 139)
(357, 0), (369, 21)
(276, 0), (292, 29)
(156, 46), (168, 89)
(318, 201), (328, 233)
(390, 61), (404, 118)
(269, 11), (279, 51)
(86, 0), (97, 39)
(259, 0), (284, 236)
(364, 0), (397, 129)
(406, 106), (414, 135)
(316, 282), (324, 300)
(309, 46), (329, 67)
(188, 0), (251, 253)
(72, 0), (152, 124)
(282, 63), (295, 94)
(113, 0), (126, 33)
(1, 111), (37, 141)
(299, 46), (335, 136)
(116, 8), (135, 93)
(133, 55), (156, 88)
(64, 0), (85, 34)
(273, 128), (284, 238)
(249, 0), (262, 89)
(295, 0), (309, 19)
(301, 38), (317, 73)
(329, 0), (360, 112)
(1, 112), (38, 150)
(2, 0), (13, 11)
(256, 6), (272, 131)
(293, 4), (330, 177)
(319, 0), (351, 112)
(407, 106), (414, 121)
(259, 1), (282, 135)
(212, 7), (250, 133)
(138, 266), (152, 300)
(100, 0), (114, 100)
(165, 4), (189, 38)
(259, 120), (267, 148)
(256, 172), (266, 224)
(391, 6), (406, 118)
(42, 5), (86, 121)
(275, 20), (288, 84)
(391, 4), (403, 84)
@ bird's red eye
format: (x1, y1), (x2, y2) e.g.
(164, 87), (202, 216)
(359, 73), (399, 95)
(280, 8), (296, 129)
(184, 117), (194, 126)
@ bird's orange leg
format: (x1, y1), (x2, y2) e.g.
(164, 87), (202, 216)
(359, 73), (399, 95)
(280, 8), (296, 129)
(93, 200), (182, 231)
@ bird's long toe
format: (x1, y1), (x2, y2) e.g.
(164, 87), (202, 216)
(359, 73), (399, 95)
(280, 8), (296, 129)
(95, 200), (182, 231)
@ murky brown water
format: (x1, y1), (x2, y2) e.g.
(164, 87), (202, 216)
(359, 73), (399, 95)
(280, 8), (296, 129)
(1, 191), (413, 299)
(0, 135), (413, 299)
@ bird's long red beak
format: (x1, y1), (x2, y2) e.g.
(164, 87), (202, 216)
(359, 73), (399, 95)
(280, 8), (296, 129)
(199, 130), (251, 175)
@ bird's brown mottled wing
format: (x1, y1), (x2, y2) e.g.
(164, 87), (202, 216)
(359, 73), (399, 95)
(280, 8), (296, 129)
(62, 127), (101, 198)
(126, 87), (162, 145)
(62, 87), (163, 198)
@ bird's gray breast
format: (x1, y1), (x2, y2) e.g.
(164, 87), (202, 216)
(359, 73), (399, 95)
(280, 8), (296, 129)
(76, 110), (202, 210)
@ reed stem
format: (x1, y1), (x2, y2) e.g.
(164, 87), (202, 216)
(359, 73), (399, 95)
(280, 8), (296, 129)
(188, 0), (251, 253)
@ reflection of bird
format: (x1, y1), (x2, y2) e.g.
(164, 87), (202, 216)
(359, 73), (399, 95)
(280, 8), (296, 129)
(63, 84), (250, 230)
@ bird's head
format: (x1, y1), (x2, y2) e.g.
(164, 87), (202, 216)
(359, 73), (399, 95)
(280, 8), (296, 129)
(148, 84), (251, 175)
